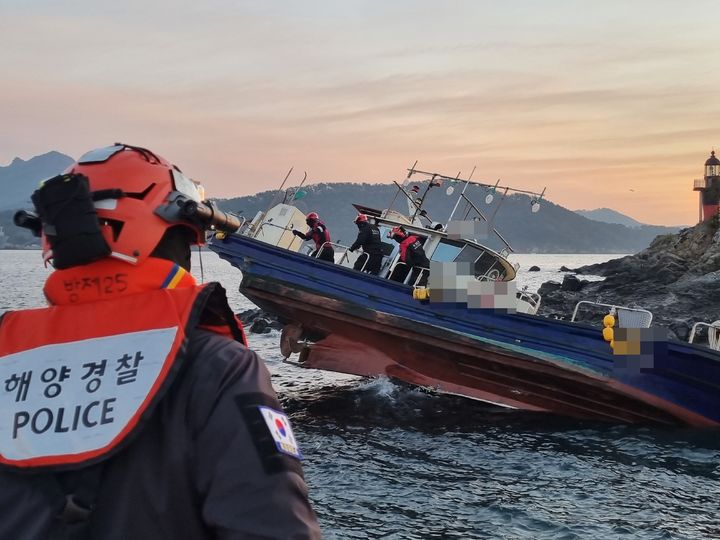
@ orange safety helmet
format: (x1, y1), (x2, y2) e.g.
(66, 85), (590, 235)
(390, 226), (407, 240)
(354, 214), (368, 224)
(44, 143), (206, 267)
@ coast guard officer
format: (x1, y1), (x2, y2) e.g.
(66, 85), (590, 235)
(349, 214), (383, 275)
(293, 211), (334, 262)
(0, 144), (321, 539)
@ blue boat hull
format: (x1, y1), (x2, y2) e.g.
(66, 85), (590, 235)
(211, 234), (720, 426)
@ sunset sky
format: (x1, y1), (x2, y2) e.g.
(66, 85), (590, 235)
(1, 1), (718, 225)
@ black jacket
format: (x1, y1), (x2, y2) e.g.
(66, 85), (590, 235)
(0, 328), (321, 539)
(350, 223), (382, 254)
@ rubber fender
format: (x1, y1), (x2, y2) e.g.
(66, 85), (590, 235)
(602, 327), (614, 342)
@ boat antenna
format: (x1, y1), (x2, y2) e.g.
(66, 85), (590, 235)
(393, 181), (427, 219)
(261, 166), (294, 218)
(386, 159), (418, 216)
(410, 172), (443, 223)
(410, 175), (431, 222)
(407, 160), (418, 178)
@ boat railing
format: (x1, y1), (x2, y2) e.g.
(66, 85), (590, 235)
(517, 290), (542, 315)
(411, 267), (429, 287)
(388, 261), (429, 286)
(352, 253), (372, 272)
(476, 269), (502, 282)
(316, 241), (353, 263)
(571, 301), (653, 328)
(232, 216), (247, 232)
(688, 321), (720, 350)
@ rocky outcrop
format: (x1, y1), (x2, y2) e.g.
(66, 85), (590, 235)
(538, 217), (720, 341)
(237, 308), (284, 334)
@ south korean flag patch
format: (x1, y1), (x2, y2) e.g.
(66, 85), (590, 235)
(258, 406), (302, 460)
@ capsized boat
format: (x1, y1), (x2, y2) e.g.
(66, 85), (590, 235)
(210, 166), (720, 427)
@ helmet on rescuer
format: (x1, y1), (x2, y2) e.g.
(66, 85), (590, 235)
(389, 226), (408, 241)
(354, 214), (368, 224)
(306, 212), (319, 225)
(39, 143), (206, 268)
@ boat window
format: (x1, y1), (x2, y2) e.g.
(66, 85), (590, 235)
(474, 252), (496, 276)
(454, 245), (483, 264)
(453, 245), (506, 280)
(431, 240), (463, 262)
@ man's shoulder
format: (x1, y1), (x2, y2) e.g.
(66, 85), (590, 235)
(185, 329), (258, 375)
(182, 329), (268, 390)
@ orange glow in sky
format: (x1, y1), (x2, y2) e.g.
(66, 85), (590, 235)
(1, 1), (718, 226)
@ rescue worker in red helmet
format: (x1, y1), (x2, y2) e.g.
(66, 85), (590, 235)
(349, 214), (383, 275)
(292, 211), (334, 262)
(0, 144), (321, 539)
(389, 226), (430, 286)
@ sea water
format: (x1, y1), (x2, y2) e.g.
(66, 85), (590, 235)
(1, 250), (718, 540)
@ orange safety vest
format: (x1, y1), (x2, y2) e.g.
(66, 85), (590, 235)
(0, 258), (245, 470)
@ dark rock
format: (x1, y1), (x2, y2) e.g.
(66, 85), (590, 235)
(560, 275), (585, 292)
(237, 308), (263, 324)
(559, 266), (573, 272)
(250, 317), (273, 334)
(238, 308), (284, 333)
(538, 281), (562, 295)
(528, 266), (541, 272)
(269, 319), (284, 331)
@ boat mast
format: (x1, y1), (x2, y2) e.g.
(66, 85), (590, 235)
(385, 160), (417, 218)
(445, 166), (476, 229)
(410, 174), (439, 223)
(262, 166), (294, 217)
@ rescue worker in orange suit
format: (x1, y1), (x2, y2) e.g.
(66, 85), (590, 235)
(389, 226), (430, 286)
(292, 212), (334, 262)
(349, 214), (383, 275)
(0, 144), (321, 540)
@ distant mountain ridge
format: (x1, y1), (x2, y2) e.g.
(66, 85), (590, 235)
(574, 207), (645, 228)
(0, 151), (75, 211)
(0, 150), (682, 252)
(0, 151), (75, 247)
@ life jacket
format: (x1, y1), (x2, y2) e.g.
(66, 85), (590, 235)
(399, 235), (422, 263)
(307, 220), (331, 251)
(0, 257), (245, 471)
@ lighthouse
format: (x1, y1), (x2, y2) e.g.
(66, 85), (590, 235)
(693, 150), (720, 223)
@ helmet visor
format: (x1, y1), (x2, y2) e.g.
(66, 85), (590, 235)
(78, 145), (125, 164)
(171, 169), (204, 202)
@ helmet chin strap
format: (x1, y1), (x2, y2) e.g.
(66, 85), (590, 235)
(197, 244), (204, 284)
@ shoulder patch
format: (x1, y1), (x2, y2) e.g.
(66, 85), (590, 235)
(235, 394), (305, 475)
(258, 406), (302, 460)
